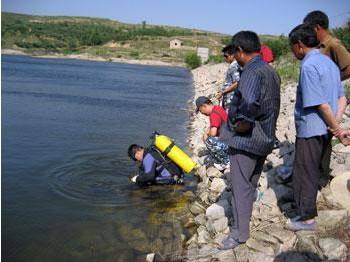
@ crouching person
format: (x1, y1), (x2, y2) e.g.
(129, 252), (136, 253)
(127, 144), (184, 186)
(195, 96), (230, 171)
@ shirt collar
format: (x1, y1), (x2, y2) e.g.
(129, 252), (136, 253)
(302, 49), (320, 63)
(242, 55), (261, 71)
(230, 60), (237, 67)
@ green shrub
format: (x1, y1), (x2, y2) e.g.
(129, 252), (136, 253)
(221, 36), (231, 45)
(185, 52), (201, 69)
(130, 50), (140, 58)
(207, 55), (223, 64)
(332, 24), (350, 51)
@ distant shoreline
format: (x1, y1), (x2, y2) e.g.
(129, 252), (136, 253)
(1, 49), (185, 68)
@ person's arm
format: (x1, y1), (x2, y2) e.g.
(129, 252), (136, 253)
(223, 82), (238, 94)
(341, 65), (350, 81)
(136, 154), (156, 184)
(317, 103), (344, 137)
(208, 127), (218, 137)
(336, 95), (347, 123)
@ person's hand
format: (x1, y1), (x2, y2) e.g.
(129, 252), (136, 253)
(130, 175), (138, 183)
(216, 92), (223, 100)
(202, 132), (208, 142)
(331, 127), (348, 138)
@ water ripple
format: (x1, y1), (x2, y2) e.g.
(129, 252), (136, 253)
(49, 149), (134, 208)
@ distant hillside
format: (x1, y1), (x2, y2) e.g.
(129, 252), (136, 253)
(1, 12), (234, 64)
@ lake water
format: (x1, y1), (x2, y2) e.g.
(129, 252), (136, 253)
(2, 55), (195, 261)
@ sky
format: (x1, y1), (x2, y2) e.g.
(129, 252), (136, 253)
(2, 0), (350, 35)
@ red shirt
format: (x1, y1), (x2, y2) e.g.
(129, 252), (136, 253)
(209, 105), (228, 131)
(260, 45), (274, 63)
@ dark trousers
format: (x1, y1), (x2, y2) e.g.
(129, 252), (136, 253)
(292, 135), (328, 221)
(319, 133), (333, 187)
(228, 149), (266, 242)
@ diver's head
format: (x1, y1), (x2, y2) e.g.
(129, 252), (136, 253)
(127, 144), (144, 161)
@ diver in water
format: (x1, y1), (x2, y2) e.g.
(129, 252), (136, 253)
(127, 144), (184, 186)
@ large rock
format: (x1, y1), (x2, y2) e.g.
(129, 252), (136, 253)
(205, 199), (230, 221)
(186, 233), (198, 246)
(146, 253), (155, 262)
(316, 209), (349, 228)
(251, 231), (279, 245)
(198, 190), (210, 204)
(268, 226), (297, 252)
(213, 232), (229, 246)
(190, 201), (206, 215)
(196, 165), (207, 178)
(318, 238), (348, 261)
(210, 177), (227, 194)
(212, 249), (236, 262)
(208, 191), (221, 203)
(206, 216), (228, 234)
(234, 244), (249, 262)
(247, 251), (274, 262)
(194, 213), (206, 226)
(261, 188), (278, 207)
(207, 166), (223, 178)
(330, 172), (350, 211)
(197, 226), (211, 245)
(295, 231), (323, 258)
(246, 238), (275, 257)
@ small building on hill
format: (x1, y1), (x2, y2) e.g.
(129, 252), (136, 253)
(197, 47), (209, 63)
(170, 39), (183, 49)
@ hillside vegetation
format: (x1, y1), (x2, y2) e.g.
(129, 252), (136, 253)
(2, 12), (229, 65)
(2, 12), (349, 71)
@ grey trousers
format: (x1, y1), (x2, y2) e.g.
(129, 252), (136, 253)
(228, 149), (266, 242)
(293, 135), (328, 220)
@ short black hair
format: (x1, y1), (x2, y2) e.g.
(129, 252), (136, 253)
(289, 24), (319, 48)
(303, 10), (329, 30)
(222, 44), (234, 55)
(128, 144), (143, 161)
(231, 31), (261, 54)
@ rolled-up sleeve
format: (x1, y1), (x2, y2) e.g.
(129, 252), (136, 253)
(301, 67), (327, 108)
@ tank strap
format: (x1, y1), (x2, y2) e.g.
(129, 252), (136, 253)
(163, 141), (175, 156)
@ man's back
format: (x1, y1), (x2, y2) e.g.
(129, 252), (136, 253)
(320, 35), (350, 72)
(222, 56), (281, 156)
(295, 49), (344, 138)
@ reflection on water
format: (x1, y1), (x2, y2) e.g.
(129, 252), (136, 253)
(2, 55), (195, 261)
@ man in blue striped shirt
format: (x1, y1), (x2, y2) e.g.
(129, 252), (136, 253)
(220, 31), (281, 249)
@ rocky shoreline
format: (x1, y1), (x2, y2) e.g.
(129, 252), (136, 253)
(181, 63), (350, 261)
(1, 49), (184, 67)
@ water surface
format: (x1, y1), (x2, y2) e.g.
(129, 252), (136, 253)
(2, 55), (194, 261)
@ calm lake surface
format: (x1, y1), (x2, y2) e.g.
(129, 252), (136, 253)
(2, 55), (195, 261)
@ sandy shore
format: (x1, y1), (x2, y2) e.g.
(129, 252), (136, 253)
(183, 63), (350, 261)
(1, 49), (185, 67)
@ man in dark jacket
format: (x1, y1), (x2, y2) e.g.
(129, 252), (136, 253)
(220, 31), (281, 249)
(128, 144), (183, 186)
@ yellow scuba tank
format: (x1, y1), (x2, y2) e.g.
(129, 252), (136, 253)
(153, 133), (197, 173)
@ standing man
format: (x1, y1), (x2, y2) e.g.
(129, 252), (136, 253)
(220, 31), (281, 249)
(216, 44), (241, 110)
(287, 24), (347, 231)
(303, 10), (349, 187)
(304, 10), (350, 81)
